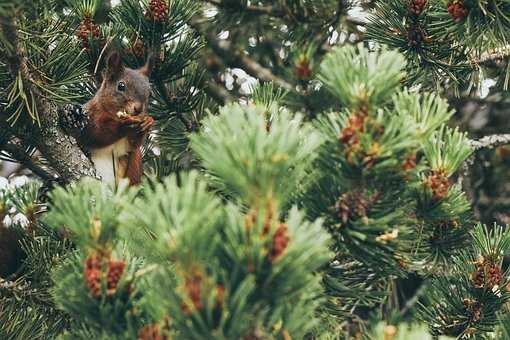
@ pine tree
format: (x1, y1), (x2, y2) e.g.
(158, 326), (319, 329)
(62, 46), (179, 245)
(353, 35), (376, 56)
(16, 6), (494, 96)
(1, 0), (510, 339)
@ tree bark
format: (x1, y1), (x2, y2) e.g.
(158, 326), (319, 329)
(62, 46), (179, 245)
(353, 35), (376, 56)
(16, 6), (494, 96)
(0, 15), (97, 183)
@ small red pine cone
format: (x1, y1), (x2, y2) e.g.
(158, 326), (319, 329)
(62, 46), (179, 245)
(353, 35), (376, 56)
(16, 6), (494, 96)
(130, 40), (146, 59)
(84, 268), (102, 297)
(486, 263), (502, 288)
(496, 146), (510, 158)
(295, 59), (312, 80)
(406, 25), (427, 47)
(339, 110), (368, 145)
(215, 284), (226, 309)
(269, 223), (290, 263)
(339, 126), (357, 144)
(145, 0), (169, 23)
(84, 252), (103, 297)
(425, 170), (450, 200)
(184, 271), (203, 312)
(447, 1), (469, 23)
(86, 253), (102, 270)
(402, 153), (417, 171)
(138, 324), (169, 340)
(76, 17), (101, 49)
(471, 266), (485, 288)
(409, 0), (427, 15)
(106, 259), (126, 295)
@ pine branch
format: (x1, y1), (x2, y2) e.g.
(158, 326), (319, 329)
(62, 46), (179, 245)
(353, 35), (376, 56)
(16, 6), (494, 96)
(192, 21), (294, 91)
(203, 0), (364, 27)
(470, 134), (510, 150)
(459, 134), (510, 189)
(0, 14), (96, 183)
(154, 79), (195, 132)
(1, 142), (55, 182)
(203, 0), (284, 17)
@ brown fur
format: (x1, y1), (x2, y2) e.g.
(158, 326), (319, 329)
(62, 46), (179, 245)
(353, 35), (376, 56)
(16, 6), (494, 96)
(82, 51), (154, 186)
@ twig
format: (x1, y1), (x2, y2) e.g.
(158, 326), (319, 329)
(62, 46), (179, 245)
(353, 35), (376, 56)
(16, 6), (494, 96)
(1, 142), (55, 182)
(154, 80), (194, 132)
(398, 282), (427, 318)
(193, 21), (294, 91)
(204, 80), (235, 105)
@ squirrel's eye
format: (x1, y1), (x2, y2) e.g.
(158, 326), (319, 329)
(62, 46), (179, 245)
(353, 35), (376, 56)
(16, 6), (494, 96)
(117, 81), (126, 92)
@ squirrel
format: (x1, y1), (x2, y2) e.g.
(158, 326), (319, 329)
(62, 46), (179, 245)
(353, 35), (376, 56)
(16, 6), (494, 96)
(78, 51), (155, 186)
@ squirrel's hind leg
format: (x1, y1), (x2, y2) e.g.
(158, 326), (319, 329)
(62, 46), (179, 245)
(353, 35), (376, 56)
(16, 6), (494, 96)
(125, 147), (143, 186)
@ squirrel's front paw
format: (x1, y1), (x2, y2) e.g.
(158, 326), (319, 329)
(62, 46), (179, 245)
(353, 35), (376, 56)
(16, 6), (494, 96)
(139, 115), (154, 132)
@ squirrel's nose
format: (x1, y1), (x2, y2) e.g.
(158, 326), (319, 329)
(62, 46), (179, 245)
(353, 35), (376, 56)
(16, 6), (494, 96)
(133, 103), (143, 115)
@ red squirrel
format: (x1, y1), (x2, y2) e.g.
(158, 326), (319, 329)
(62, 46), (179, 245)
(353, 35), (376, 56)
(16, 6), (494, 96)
(81, 51), (154, 186)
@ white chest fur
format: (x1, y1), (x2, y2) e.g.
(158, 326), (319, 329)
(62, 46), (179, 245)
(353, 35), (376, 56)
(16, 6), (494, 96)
(90, 137), (131, 185)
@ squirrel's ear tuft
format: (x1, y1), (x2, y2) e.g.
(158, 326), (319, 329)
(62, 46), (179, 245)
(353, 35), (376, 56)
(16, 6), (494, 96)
(139, 53), (154, 77)
(105, 50), (124, 80)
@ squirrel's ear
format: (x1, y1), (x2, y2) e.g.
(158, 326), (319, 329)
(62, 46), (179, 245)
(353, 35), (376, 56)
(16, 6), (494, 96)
(105, 50), (124, 80)
(139, 53), (154, 77)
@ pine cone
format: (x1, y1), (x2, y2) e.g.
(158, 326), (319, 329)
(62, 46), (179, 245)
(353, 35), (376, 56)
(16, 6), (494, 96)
(339, 108), (368, 144)
(130, 40), (146, 59)
(84, 253), (103, 297)
(59, 104), (90, 138)
(145, 0), (169, 23)
(138, 324), (169, 340)
(402, 153), (417, 171)
(76, 16), (101, 49)
(406, 25), (428, 48)
(447, 1), (469, 23)
(184, 270), (203, 312)
(471, 257), (502, 289)
(335, 191), (373, 223)
(295, 58), (312, 80)
(409, 0), (427, 15)
(269, 223), (289, 263)
(425, 170), (450, 201)
(106, 259), (126, 295)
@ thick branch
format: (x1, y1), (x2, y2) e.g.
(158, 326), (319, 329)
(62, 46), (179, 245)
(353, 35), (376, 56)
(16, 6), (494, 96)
(469, 134), (510, 150)
(0, 15), (96, 183)
(458, 134), (510, 188)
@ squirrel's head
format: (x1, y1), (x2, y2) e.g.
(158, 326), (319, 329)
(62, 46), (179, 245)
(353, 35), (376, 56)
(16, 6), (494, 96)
(98, 50), (154, 116)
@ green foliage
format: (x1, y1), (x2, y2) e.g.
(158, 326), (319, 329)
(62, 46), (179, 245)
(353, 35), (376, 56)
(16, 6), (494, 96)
(0, 181), (71, 340)
(392, 89), (453, 140)
(190, 103), (322, 207)
(319, 44), (406, 110)
(298, 45), (474, 331)
(44, 179), (135, 250)
(51, 251), (148, 339)
(37, 102), (331, 338)
(419, 224), (510, 338)
(423, 125), (472, 175)
(250, 82), (288, 111)
(118, 172), (331, 339)
(3, 0), (510, 338)
(367, 0), (510, 92)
